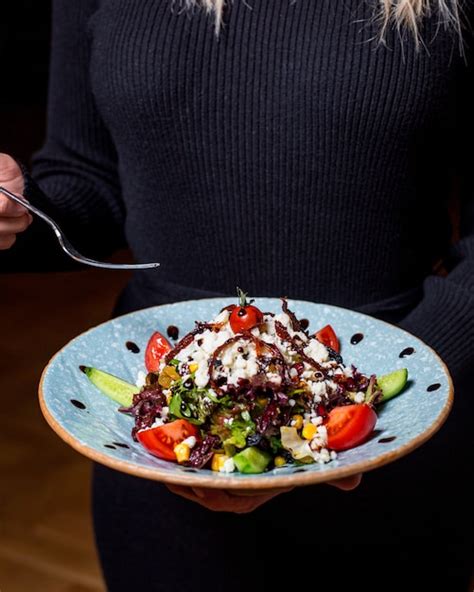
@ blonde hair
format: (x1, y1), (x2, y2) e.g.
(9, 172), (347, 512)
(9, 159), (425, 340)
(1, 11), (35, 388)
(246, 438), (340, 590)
(182, 0), (463, 44)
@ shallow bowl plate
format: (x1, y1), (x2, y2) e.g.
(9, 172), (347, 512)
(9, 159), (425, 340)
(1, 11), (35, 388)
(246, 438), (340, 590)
(39, 298), (453, 489)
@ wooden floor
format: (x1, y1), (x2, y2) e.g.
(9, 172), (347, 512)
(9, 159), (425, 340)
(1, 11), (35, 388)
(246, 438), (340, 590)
(0, 268), (130, 591)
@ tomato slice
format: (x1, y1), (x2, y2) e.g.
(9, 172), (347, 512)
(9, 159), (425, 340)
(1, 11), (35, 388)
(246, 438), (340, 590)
(315, 324), (340, 352)
(326, 404), (377, 451)
(145, 331), (172, 372)
(137, 419), (199, 461)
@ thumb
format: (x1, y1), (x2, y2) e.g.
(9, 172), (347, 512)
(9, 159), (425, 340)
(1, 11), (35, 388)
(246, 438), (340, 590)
(0, 154), (28, 217)
(0, 153), (25, 195)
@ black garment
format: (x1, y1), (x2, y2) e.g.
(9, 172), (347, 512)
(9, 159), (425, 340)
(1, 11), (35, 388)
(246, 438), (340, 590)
(2, 0), (473, 589)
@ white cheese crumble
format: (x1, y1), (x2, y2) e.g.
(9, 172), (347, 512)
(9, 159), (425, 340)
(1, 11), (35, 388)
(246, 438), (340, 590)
(182, 436), (197, 448)
(221, 458), (236, 473)
(136, 371), (147, 388)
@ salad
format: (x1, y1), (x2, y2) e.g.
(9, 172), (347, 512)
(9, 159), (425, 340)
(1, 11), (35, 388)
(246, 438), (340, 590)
(81, 292), (408, 474)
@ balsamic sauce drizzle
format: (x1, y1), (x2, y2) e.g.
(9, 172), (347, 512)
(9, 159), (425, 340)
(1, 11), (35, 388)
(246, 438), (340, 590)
(378, 436), (397, 444)
(350, 333), (364, 345)
(70, 399), (86, 410)
(126, 341), (140, 353)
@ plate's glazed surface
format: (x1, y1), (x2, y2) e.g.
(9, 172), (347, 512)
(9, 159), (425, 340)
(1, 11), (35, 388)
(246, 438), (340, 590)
(39, 298), (453, 489)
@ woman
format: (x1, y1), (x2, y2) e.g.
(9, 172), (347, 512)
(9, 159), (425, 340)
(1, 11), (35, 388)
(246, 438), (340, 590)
(1, 0), (472, 589)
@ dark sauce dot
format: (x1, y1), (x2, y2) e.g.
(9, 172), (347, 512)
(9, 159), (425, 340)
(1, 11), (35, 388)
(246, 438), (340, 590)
(237, 346), (244, 353)
(104, 444), (116, 450)
(350, 333), (364, 345)
(300, 318), (309, 330)
(70, 399), (86, 410)
(183, 468), (198, 473)
(427, 383), (441, 392)
(293, 468), (306, 473)
(378, 436), (397, 444)
(167, 325), (179, 340)
(125, 341), (140, 354)
(399, 347), (415, 358)
(112, 442), (130, 449)
(197, 339), (203, 346)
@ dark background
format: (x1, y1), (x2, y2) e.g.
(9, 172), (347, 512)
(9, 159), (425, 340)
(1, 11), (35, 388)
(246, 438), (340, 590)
(0, 1), (50, 160)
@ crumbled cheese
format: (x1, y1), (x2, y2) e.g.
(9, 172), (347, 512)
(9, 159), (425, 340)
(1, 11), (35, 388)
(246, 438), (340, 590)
(135, 371), (147, 388)
(221, 458), (236, 473)
(182, 436), (197, 448)
(354, 392), (365, 403)
(195, 362), (210, 388)
(214, 309), (231, 324)
(148, 417), (164, 429)
(310, 381), (326, 397)
(303, 340), (329, 363)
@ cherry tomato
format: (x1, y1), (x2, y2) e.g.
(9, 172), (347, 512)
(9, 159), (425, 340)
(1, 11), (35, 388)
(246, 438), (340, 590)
(230, 304), (264, 333)
(315, 324), (340, 352)
(228, 288), (263, 333)
(145, 331), (172, 372)
(137, 419), (199, 461)
(326, 404), (377, 451)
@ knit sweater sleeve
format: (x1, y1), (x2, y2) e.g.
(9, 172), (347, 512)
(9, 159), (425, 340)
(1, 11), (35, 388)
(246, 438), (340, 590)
(399, 219), (474, 379)
(398, 64), (474, 380)
(1, 0), (126, 271)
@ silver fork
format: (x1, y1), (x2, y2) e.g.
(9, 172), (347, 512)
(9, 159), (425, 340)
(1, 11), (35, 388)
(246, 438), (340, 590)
(0, 186), (159, 270)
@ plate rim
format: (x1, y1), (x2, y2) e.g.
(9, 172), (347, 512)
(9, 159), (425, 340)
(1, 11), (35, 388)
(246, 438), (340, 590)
(38, 297), (454, 490)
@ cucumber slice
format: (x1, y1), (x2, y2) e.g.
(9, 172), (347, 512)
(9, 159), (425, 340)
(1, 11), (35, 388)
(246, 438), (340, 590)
(80, 366), (138, 407)
(377, 368), (408, 403)
(233, 447), (272, 474)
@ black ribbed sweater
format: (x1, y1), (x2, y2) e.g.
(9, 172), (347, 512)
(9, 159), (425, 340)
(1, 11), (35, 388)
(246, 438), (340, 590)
(4, 0), (474, 379)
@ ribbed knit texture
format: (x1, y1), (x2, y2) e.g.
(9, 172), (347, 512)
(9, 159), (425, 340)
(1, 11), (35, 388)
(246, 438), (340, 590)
(3, 0), (474, 377)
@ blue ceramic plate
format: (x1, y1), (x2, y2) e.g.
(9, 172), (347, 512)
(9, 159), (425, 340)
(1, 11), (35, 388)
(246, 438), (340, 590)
(39, 298), (453, 489)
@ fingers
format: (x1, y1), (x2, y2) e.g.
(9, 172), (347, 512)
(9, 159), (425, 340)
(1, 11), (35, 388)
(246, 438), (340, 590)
(0, 154), (27, 235)
(0, 213), (32, 234)
(231, 487), (293, 497)
(0, 234), (17, 250)
(0, 195), (29, 218)
(0, 213), (33, 250)
(166, 484), (286, 514)
(327, 473), (363, 491)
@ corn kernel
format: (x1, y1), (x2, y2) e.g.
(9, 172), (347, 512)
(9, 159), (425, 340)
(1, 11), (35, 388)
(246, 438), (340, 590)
(189, 362), (198, 373)
(302, 423), (318, 440)
(211, 453), (230, 472)
(174, 442), (191, 463)
(274, 456), (286, 468)
(292, 414), (304, 430)
(257, 396), (268, 406)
